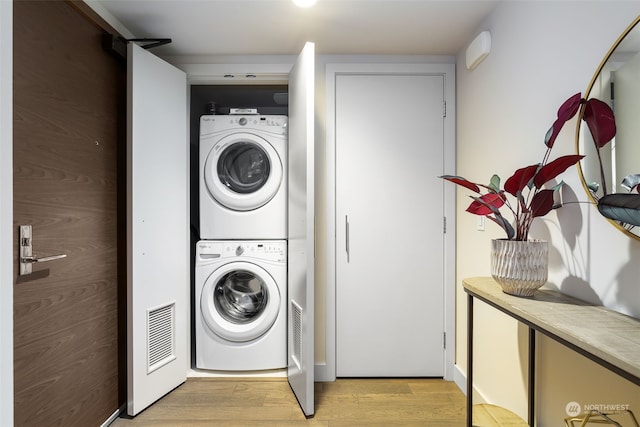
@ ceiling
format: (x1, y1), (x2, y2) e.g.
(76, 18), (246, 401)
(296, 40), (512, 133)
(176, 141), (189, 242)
(93, 0), (500, 57)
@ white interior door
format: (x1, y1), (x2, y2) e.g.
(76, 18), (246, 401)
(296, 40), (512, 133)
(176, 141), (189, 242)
(127, 43), (188, 415)
(336, 73), (445, 377)
(287, 41), (315, 417)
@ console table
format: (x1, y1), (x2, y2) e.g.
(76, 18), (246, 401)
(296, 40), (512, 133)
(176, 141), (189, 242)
(464, 277), (640, 427)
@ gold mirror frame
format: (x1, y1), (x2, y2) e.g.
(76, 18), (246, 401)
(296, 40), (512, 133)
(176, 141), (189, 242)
(576, 15), (640, 241)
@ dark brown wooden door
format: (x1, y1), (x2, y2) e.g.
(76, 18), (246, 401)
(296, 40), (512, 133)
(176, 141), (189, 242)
(13, 1), (124, 425)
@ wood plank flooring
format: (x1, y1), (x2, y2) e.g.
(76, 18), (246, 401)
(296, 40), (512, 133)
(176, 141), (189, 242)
(112, 378), (466, 426)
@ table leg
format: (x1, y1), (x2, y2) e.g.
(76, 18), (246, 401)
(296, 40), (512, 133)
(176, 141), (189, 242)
(467, 294), (474, 427)
(528, 327), (535, 426)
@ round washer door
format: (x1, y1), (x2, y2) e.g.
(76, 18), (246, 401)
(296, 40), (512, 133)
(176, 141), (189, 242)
(204, 132), (283, 211)
(201, 261), (280, 342)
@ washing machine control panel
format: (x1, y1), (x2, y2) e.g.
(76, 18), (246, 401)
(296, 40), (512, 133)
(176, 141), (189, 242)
(200, 115), (288, 136)
(197, 240), (286, 263)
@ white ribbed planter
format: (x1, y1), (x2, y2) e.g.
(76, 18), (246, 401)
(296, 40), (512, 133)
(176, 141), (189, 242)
(490, 239), (548, 297)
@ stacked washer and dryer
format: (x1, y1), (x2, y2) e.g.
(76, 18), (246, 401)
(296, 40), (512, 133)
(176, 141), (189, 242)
(196, 114), (288, 371)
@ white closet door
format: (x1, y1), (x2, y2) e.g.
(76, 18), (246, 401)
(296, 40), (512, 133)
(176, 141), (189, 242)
(336, 73), (445, 377)
(127, 43), (188, 415)
(287, 41), (315, 417)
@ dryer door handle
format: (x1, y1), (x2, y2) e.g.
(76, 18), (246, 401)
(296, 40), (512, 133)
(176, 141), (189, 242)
(345, 215), (350, 263)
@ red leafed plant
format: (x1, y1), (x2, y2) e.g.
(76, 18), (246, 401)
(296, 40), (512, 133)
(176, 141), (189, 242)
(441, 93), (615, 241)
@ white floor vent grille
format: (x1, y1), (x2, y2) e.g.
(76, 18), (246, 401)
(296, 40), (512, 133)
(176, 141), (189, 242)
(291, 300), (302, 370)
(147, 302), (176, 373)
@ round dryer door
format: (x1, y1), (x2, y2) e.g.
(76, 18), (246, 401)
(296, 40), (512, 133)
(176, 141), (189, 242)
(204, 132), (283, 211)
(201, 261), (280, 342)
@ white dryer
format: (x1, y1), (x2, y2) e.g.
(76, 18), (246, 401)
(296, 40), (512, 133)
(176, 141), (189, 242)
(199, 115), (288, 240)
(195, 240), (287, 371)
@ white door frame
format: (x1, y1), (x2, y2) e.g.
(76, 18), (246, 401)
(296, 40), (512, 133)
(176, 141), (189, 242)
(0, 1), (13, 424)
(322, 63), (456, 382)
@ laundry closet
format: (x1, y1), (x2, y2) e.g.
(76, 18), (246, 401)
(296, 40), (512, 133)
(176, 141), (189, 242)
(189, 84), (290, 373)
(127, 43), (316, 416)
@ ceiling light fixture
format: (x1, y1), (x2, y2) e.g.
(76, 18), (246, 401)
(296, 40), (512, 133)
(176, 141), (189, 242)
(293, 0), (317, 8)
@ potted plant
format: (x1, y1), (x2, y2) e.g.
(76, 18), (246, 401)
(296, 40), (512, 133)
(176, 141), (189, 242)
(441, 93), (615, 296)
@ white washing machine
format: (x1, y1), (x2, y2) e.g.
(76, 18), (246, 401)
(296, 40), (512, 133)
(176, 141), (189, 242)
(199, 115), (288, 240)
(195, 240), (287, 371)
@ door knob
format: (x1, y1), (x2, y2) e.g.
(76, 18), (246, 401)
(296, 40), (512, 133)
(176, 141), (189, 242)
(19, 225), (67, 276)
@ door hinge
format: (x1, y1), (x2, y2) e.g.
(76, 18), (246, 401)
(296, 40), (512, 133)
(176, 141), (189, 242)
(443, 101), (446, 118)
(443, 331), (447, 349)
(443, 216), (446, 234)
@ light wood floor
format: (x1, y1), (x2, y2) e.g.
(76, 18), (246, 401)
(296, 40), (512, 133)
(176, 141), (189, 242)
(112, 378), (466, 426)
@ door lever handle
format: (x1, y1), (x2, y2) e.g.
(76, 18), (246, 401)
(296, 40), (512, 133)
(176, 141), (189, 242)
(19, 225), (67, 276)
(21, 254), (67, 263)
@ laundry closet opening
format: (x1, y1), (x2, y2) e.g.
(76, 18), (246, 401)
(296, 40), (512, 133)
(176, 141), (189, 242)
(189, 84), (289, 369)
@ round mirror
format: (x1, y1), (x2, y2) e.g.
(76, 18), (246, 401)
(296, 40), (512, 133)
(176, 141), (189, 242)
(577, 15), (640, 240)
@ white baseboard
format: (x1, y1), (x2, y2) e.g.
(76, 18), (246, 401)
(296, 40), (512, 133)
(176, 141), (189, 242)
(187, 368), (287, 378)
(314, 361), (335, 382)
(453, 364), (467, 395)
(453, 364), (492, 405)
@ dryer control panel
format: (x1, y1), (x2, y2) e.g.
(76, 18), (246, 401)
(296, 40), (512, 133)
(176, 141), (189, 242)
(200, 115), (288, 136)
(197, 240), (286, 263)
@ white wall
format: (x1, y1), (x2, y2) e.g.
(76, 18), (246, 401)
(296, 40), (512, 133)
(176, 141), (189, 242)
(1, 1), (13, 425)
(455, 2), (640, 423)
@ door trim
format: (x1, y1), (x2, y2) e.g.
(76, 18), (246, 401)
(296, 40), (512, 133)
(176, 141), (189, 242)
(322, 63), (456, 382)
(0, 1), (12, 424)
